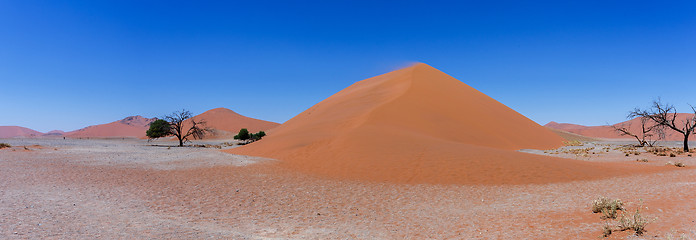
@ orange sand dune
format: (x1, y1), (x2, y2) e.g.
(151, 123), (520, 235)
(228, 63), (655, 185)
(43, 130), (66, 137)
(546, 113), (695, 141)
(186, 108), (279, 138)
(0, 126), (43, 138)
(66, 116), (156, 139)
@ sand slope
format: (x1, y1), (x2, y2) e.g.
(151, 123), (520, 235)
(228, 63), (649, 184)
(0, 126), (43, 138)
(186, 108), (279, 138)
(546, 113), (696, 141)
(43, 130), (66, 137)
(66, 116), (156, 139)
(545, 127), (600, 142)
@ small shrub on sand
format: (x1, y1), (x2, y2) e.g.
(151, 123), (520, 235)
(592, 197), (624, 219)
(636, 159), (648, 162)
(617, 208), (648, 235)
(602, 222), (613, 237)
(234, 128), (250, 140)
(564, 140), (583, 146)
(0, 143), (10, 149)
(669, 153), (676, 157)
(666, 161), (685, 167)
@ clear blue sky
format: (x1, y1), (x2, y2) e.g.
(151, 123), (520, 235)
(1, 0), (694, 132)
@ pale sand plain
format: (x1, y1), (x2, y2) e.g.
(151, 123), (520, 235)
(1, 138), (695, 239)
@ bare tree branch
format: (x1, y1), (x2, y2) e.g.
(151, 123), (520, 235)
(611, 116), (663, 147)
(630, 99), (696, 152)
(163, 109), (209, 147)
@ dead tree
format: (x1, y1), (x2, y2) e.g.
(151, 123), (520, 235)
(612, 116), (664, 147)
(630, 100), (696, 152)
(164, 109), (209, 147)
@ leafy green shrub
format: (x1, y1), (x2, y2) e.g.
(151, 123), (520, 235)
(250, 131), (266, 140)
(234, 128), (250, 140)
(235, 129), (266, 141)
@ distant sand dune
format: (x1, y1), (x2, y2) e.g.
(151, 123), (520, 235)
(546, 113), (696, 141)
(0, 126), (43, 138)
(186, 107), (279, 139)
(66, 116), (156, 139)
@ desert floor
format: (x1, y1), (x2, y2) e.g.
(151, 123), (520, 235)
(1, 138), (695, 239)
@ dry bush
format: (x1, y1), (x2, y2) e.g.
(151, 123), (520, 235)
(592, 197), (624, 219)
(666, 161), (685, 167)
(564, 140), (584, 146)
(617, 208), (648, 236)
(563, 147), (595, 156)
(602, 222), (613, 237)
(670, 153), (677, 157)
(193, 144), (222, 149)
(0, 143), (10, 149)
(636, 159), (648, 162)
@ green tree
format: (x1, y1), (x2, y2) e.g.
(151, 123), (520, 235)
(234, 128), (250, 140)
(146, 119), (172, 139)
(250, 131), (266, 140)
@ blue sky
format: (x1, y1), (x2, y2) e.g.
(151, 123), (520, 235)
(1, 0), (694, 132)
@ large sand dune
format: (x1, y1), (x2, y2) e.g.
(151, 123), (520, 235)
(228, 63), (654, 184)
(66, 116), (156, 139)
(546, 113), (696, 141)
(186, 107), (279, 138)
(0, 126), (43, 138)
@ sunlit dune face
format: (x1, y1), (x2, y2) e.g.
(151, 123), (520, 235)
(227, 63), (663, 185)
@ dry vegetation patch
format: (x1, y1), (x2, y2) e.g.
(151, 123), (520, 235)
(593, 198), (651, 238)
(592, 197), (624, 219)
(564, 140), (584, 146)
(666, 161), (686, 167)
(617, 208), (648, 236)
(0, 143), (10, 149)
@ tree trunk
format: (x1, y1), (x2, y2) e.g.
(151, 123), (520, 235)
(178, 137), (184, 147)
(685, 134), (690, 153)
